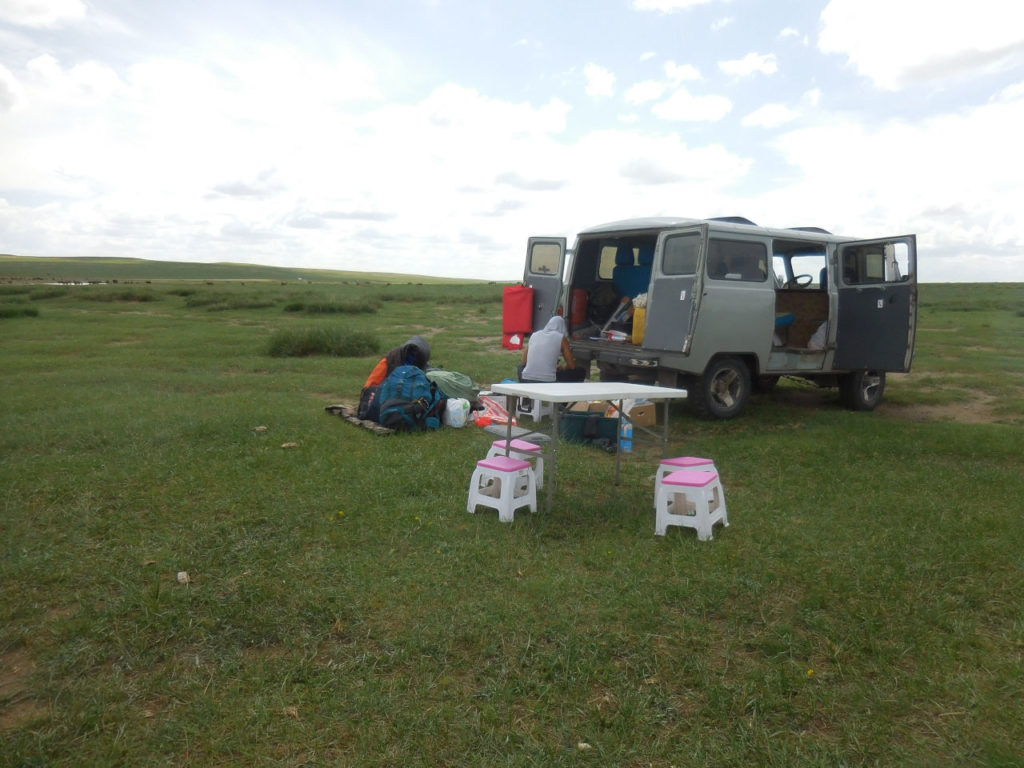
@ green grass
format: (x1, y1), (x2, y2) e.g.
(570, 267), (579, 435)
(0, 254), (490, 285)
(79, 287), (161, 303)
(0, 305), (39, 318)
(284, 300), (381, 315)
(0, 272), (1022, 766)
(267, 326), (380, 358)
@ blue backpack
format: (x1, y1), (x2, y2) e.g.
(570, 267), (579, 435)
(377, 365), (444, 431)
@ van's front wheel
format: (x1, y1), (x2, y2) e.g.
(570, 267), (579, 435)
(840, 370), (886, 411)
(692, 356), (751, 419)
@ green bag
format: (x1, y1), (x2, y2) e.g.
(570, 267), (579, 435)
(425, 370), (480, 403)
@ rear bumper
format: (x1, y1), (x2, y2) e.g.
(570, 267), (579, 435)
(570, 339), (660, 369)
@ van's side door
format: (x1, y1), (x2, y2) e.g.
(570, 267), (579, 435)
(644, 225), (707, 352)
(523, 237), (567, 332)
(833, 235), (917, 371)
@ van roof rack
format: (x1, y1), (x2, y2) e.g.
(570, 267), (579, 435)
(708, 216), (757, 226)
(788, 226), (833, 234)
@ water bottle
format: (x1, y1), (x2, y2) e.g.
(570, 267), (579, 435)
(620, 420), (633, 453)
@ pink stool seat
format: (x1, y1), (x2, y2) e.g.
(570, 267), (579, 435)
(490, 439), (541, 453)
(662, 469), (718, 487)
(477, 455), (532, 472)
(661, 456), (715, 471)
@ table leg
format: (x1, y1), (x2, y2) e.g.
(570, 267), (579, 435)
(661, 399), (670, 456)
(614, 398), (623, 485)
(547, 406), (558, 513)
(504, 396), (517, 455)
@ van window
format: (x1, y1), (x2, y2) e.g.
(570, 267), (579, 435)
(790, 252), (826, 287)
(707, 239), (767, 282)
(598, 245), (619, 280)
(772, 240), (827, 287)
(529, 242), (561, 275)
(662, 232), (700, 275)
(842, 242), (910, 284)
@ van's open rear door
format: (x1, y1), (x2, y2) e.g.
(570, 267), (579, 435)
(644, 225), (706, 352)
(834, 235), (917, 372)
(523, 237), (567, 332)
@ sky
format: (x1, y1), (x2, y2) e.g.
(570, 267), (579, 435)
(1, 0), (1023, 282)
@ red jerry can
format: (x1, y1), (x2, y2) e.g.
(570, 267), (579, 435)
(502, 284), (533, 349)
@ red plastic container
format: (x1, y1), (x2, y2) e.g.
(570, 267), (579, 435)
(570, 288), (588, 328)
(502, 284), (533, 348)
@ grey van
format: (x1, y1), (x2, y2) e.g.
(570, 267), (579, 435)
(523, 216), (917, 419)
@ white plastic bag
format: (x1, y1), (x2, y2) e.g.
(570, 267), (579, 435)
(443, 398), (470, 428)
(808, 322), (827, 350)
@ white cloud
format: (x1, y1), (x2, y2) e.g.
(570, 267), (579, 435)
(614, 135), (751, 186)
(584, 63), (615, 98)
(630, 0), (719, 11)
(0, 47), (586, 279)
(742, 103), (797, 128)
(23, 54), (123, 106)
(778, 27), (809, 45)
(0, 63), (21, 111)
(652, 87), (731, 121)
(802, 88), (822, 108)
(496, 171), (565, 192)
(711, 16), (734, 31)
(764, 89), (1024, 279)
(819, 0), (1024, 90)
(0, 0), (86, 27)
(625, 80), (666, 105)
(719, 52), (778, 77)
(665, 60), (702, 83)
(2, 0), (1020, 282)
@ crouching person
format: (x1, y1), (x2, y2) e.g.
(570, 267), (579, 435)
(518, 316), (587, 383)
(358, 335), (432, 421)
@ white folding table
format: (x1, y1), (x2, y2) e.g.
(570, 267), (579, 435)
(489, 381), (689, 512)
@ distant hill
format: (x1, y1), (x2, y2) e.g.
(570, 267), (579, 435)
(0, 255), (487, 285)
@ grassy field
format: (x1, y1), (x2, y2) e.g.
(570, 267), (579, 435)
(0, 254), (481, 285)
(1, 263), (1023, 766)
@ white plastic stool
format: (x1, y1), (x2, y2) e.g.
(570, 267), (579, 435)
(467, 456), (537, 523)
(654, 456), (717, 508)
(655, 470), (728, 541)
(486, 439), (545, 488)
(515, 397), (553, 423)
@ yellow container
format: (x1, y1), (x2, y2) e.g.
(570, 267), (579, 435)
(632, 307), (646, 345)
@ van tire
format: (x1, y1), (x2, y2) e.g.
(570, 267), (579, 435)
(840, 370), (885, 411)
(692, 356), (751, 420)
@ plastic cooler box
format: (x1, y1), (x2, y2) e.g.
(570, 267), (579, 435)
(559, 412), (619, 445)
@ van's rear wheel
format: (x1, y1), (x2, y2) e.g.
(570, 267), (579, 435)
(840, 370), (886, 411)
(692, 356), (751, 420)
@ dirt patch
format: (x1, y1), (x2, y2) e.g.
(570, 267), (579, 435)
(0, 648), (45, 732)
(773, 381), (1004, 425)
(881, 396), (1000, 425)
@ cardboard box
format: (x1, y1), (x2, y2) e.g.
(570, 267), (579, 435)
(567, 399), (653, 426)
(569, 400), (607, 412)
(628, 403), (656, 427)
